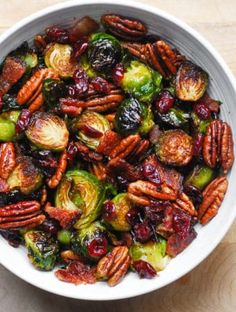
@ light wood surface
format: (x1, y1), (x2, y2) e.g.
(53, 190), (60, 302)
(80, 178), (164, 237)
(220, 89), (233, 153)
(0, 1), (236, 311)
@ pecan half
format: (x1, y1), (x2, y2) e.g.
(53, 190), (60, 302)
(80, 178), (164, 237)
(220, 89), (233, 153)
(96, 246), (130, 286)
(203, 120), (234, 173)
(122, 39), (185, 77)
(198, 176), (228, 224)
(173, 192), (197, 216)
(0, 143), (16, 180)
(16, 68), (59, 112)
(101, 15), (147, 41)
(0, 201), (45, 229)
(47, 150), (68, 189)
(60, 250), (84, 263)
(89, 162), (107, 181)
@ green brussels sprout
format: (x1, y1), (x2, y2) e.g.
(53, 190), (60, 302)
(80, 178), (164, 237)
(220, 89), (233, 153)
(185, 165), (215, 190)
(130, 239), (169, 271)
(88, 32), (122, 72)
(2, 94), (20, 112)
(121, 60), (162, 102)
(57, 229), (72, 245)
(7, 156), (43, 194)
(42, 78), (67, 108)
(191, 112), (211, 134)
(0, 110), (20, 141)
(175, 61), (208, 102)
(115, 97), (154, 136)
(26, 112), (69, 151)
(104, 193), (132, 231)
(71, 111), (110, 150)
(71, 221), (108, 261)
(24, 230), (59, 271)
(44, 43), (78, 78)
(56, 170), (105, 229)
(156, 107), (190, 132)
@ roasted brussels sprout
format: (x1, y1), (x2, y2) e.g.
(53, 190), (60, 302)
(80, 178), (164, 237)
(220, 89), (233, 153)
(55, 170), (106, 229)
(7, 156), (43, 194)
(130, 239), (169, 271)
(121, 60), (162, 102)
(42, 78), (67, 108)
(44, 43), (78, 78)
(175, 61), (208, 102)
(104, 193), (132, 231)
(71, 221), (108, 261)
(26, 112), (69, 151)
(155, 129), (193, 166)
(88, 32), (122, 72)
(115, 97), (154, 135)
(71, 111), (110, 150)
(185, 165), (215, 190)
(24, 230), (59, 271)
(191, 112), (211, 134)
(57, 229), (72, 245)
(156, 107), (190, 132)
(0, 110), (20, 141)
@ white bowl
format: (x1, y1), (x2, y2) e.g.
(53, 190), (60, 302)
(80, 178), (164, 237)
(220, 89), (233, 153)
(0, 0), (236, 301)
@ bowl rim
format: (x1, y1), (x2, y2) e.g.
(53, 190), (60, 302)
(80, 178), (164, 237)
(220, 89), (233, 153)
(0, 0), (236, 301)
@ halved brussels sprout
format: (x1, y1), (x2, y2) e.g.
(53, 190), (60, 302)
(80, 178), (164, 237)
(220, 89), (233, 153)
(185, 165), (215, 190)
(121, 60), (162, 102)
(7, 156), (43, 194)
(104, 193), (131, 231)
(71, 221), (108, 261)
(24, 230), (59, 271)
(42, 78), (67, 108)
(26, 112), (69, 151)
(130, 239), (169, 271)
(0, 110), (20, 141)
(88, 32), (122, 72)
(115, 97), (154, 136)
(71, 111), (110, 150)
(191, 112), (211, 134)
(44, 43), (78, 78)
(57, 170), (106, 229)
(156, 107), (190, 132)
(175, 61), (208, 101)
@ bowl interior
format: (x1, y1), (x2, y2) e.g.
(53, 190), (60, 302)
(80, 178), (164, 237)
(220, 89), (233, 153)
(0, 0), (236, 301)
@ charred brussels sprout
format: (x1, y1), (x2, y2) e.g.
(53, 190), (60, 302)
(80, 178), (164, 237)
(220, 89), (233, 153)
(42, 78), (67, 108)
(71, 221), (108, 261)
(7, 156), (43, 194)
(71, 111), (110, 150)
(185, 165), (215, 190)
(130, 239), (169, 271)
(24, 230), (59, 271)
(156, 107), (190, 132)
(115, 97), (154, 135)
(44, 43), (78, 78)
(26, 112), (69, 151)
(191, 112), (211, 134)
(88, 33), (122, 72)
(104, 193), (131, 231)
(155, 129), (193, 166)
(175, 61), (208, 101)
(56, 170), (106, 229)
(0, 110), (20, 142)
(121, 60), (162, 102)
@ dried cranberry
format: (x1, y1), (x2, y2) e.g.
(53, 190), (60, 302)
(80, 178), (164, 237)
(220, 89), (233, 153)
(183, 185), (203, 207)
(126, 208), (139, 226)
(67, 141), (78, 163)
(45, 26), (69, 43)
(32, 150), (57, 177)
(172, 208), (191, 239)
(0, 95), (3, 112)
(0, 229), (22, 248)
(73, 68), (89, 94)
(73, 38), (89, 59)
(91, 77), (111, 94)
(134, 222), (151, 243)
(103, 200), (117, 221)
(112, 63), (124, 86)
(144, 205), (164, 225)
(79, 124), (103, 138)
(87, 237), (108, 258)
(167, 228), (197, 257)
(16, 109), (31, 134)
(133, 260), (157, 279)
(142, 163), (161, 186)
(193, 133), (204, 156)
(155, 91), (174, 113)
(40, 219), (60, 236)
(121, 232), (133, 247)
(194, 103), (211, 120)
(116, 175), (129, 191)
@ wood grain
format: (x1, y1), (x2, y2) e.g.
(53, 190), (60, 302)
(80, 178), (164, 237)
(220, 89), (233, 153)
(0, 1), (236, 311)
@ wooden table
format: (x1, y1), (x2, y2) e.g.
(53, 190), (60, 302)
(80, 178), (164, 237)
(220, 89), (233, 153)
(0, 1), (236, 311)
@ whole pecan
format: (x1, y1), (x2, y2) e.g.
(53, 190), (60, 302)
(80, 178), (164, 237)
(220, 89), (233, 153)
(198, 176), (228, 224)
(0, 143), (16, 180)
(96, 246), (130, 286)
(47, 150), (68, 189)
(203, 120), (234, 173)
(101, 15), (147, 41)
(173, 192), (197, 217)
(0, 201), (45, 229)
